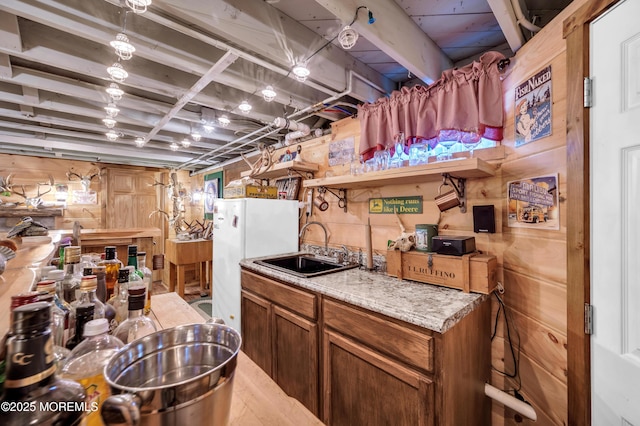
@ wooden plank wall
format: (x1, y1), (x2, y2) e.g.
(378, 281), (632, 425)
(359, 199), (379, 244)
(209, 1), (592, 421)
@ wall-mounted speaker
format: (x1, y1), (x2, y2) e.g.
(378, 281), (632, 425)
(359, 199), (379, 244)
(473, 205), (496, 233)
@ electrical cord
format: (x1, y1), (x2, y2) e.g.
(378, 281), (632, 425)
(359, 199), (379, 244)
(490, 289), (522, 393)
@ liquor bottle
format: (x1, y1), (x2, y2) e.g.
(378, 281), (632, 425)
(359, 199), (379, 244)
(0, 302), (86, 426)
(61, 245), (83, 303)
(92, 265), (108, 303)
(36, 280), (72, 363)
(137, 251), (153, 314)
(57, 239), (71, 270)
(72, 275), (106, 321)
(107, 268), (130, 326)
(59, 318), (125, 426)
(113, 286), (157, 344)
(0, 292), (40, 395)
(65, 303), (95, 351)
(126, 245), (144, 280)
(99, 246), (120, 300)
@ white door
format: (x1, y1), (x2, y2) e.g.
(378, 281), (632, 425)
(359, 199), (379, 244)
(591, 0), (640, 423)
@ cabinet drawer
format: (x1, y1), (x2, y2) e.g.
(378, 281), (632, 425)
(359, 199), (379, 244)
(241, 270), (317, 320)
(323, 298), (434, 373)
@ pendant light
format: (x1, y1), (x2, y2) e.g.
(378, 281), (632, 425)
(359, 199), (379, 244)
(110, 33), (136, 60)
(107, 62), (128, 83)
(238, 100), (252, 114)
(202, 123), (215, 133)
(126, 0), (152, 14)
(105, 130), (119, 141)
(191, 132), (202, 142)
(261, 85), (277, 102)
(170, 142), (179, 151)
(134, 137), (146, 147)
(218, 115), (230, 127)
(102, 117), (117, 128)
(338, 26), (359, 50)
(292, 62), (310, 82)
(181, 138), (191, 148)
(106, 83), (124, 101)
(104, 103), (120, 118)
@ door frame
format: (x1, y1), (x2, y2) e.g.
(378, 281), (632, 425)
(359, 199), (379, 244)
(564, 1), (622, 424)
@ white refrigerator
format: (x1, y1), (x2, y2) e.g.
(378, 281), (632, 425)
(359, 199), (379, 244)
(212, 198), (299, 332)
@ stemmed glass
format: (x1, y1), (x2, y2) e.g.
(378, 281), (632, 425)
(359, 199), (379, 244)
(437, 130), (461, 161)
(460, 131), (482, 158)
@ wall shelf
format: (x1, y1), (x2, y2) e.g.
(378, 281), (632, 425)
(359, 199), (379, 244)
(302, 157), (496, 190)
(241, 160), (319, 180)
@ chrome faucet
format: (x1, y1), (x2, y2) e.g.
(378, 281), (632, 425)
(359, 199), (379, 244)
(299, 221), (328, 253)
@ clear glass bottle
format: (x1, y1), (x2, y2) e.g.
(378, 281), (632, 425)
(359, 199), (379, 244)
(65, 303), (95, 351)
(59, 318), (125, 426)
(1, 302), (86, 426)
(61, 245), (82, 304)
(107, 268), (130, 326)
(113, 286), (157, 344)
(137, 251), (153, 314)
(72, 275), (106, 321)
(99, 246), (121, 300)
(36, 280), (72, 364)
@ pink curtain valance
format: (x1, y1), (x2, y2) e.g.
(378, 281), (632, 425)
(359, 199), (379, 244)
(358, 51), (506, 160)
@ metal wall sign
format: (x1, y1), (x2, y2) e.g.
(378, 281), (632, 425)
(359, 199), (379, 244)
(368, 196), (423, 214)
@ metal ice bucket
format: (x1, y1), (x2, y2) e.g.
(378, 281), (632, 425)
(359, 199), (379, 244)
(101, 323), (241, 426)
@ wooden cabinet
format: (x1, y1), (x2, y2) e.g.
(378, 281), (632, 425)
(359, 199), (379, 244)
(323, 330), (434, 426)
(240, 268), (491, 426)
(240, 270), (319, 416)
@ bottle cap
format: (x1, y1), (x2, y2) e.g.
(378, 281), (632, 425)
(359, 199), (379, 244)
(47, 269), (65, 281)
(11, 301), (51, 334)
(128, 245), (138, 257)
(117, 269), (130, 282)
(64, 246), (81, 263)
(83, 318), (109, 336)
(38, 293), (55, 303)
(127, 286), (146, 310)
(80, 275), (98, 291)
(11, 292), (40, 310)
(83, 266), (94, 276)
(76, 303), (95, 319)
(36, 280), (57, 294)
(104, 246), (117, 260)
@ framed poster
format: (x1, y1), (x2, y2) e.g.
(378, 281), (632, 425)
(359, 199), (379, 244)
(515, 65), (552, 147)
(507, 174), (559, 230)
(204, 171), (223, 220)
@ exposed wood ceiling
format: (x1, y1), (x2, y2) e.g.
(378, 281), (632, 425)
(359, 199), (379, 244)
(0, 0), (570, 173)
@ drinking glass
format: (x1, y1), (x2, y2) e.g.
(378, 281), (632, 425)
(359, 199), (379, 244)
(461, 131), (482, 158)
(437, 130), (461, 161)
(374, 148), (390, 170)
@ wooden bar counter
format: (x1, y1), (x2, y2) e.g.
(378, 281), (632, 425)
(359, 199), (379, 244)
(150, 292), (324, 426)
(0, 236), (323, 426)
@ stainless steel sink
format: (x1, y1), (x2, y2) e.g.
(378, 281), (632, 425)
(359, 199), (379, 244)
(255, 254), (359, 278)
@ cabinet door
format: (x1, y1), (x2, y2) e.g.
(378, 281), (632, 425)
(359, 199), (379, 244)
(241, 290), (272, 376)
(273, 305), (319, 416)
(323, 330), (434, 426)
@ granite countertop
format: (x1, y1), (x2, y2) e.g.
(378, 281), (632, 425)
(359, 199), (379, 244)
(240, 252), (489, 334)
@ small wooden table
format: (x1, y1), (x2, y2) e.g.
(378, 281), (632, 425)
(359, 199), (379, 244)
(164, 238), (212, 298)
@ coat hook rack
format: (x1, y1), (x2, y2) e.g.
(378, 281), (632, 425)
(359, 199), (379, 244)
(320, 187), (347, 212)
